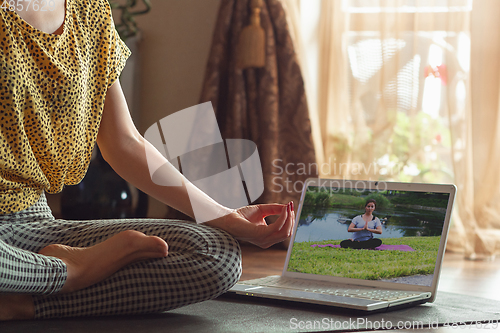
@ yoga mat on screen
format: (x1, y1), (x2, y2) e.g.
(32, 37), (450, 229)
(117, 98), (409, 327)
(1, 292), (499, 333)
(311, 244), (415, 251)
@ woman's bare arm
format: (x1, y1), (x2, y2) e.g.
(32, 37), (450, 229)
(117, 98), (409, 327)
(96, 81), (293, 247)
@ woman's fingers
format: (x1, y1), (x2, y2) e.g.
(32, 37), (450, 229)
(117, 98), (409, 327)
(256, 203), (289, 218)
(266, 203), (288, 233)
(266, 202), (294, 241)
(289, 206), (295, 237)
(230, 202), (296, 249)
(283, 202), (294, 236)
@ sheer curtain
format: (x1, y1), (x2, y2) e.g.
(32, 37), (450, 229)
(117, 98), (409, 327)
(283, 0), (500, 258)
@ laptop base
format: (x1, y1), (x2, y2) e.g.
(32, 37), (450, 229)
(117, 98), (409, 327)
(221, 290), (429, 314)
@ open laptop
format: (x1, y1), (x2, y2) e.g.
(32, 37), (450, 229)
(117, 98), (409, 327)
(229, 178), (456, 312)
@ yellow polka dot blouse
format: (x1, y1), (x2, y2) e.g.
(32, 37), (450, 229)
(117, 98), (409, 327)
(0, 0), (130, 214)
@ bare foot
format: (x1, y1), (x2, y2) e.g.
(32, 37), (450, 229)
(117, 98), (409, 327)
(0, 230), (167, 321)
(39, 230), (168, 293)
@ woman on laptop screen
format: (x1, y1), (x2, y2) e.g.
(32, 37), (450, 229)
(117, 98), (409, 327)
(340, 199), (383, 249)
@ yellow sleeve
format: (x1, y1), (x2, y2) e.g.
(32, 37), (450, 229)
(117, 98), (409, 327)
(106, 22), (131, 88)
(98, 0), (131, 88)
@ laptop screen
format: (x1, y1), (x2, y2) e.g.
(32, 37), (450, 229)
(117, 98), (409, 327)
(287, 184), (451, 287)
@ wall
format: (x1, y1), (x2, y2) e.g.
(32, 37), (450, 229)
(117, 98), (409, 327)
(134, 0), (221, 131)
(130, 0), (221, 217)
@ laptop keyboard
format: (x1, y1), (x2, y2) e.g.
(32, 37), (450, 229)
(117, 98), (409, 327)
(240, 276), (422, 301)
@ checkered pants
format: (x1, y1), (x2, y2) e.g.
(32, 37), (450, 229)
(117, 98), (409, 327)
(0, 193), (242, 319)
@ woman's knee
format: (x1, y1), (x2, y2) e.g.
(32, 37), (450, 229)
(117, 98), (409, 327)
(340, 239), (352, 248)
(122, 220), (242, 297)
(201, 226), (242, 296)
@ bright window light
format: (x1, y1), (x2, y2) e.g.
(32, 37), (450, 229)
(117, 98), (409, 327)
(342, 0), (473, 13)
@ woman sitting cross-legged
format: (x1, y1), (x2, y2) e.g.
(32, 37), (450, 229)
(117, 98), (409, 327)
(0, 0), (294, 321)
(340, 199), (383, 249)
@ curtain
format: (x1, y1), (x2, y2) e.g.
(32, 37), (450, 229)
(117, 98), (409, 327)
(283, 0), (500, 259)
(463, 0), (500, 258)
(199, 0), (317, 211)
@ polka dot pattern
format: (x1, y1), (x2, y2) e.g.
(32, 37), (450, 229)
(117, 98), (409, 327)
(0, 0), (130, 214)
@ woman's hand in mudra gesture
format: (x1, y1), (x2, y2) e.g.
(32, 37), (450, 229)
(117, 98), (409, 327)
(205, 203), (294, 249)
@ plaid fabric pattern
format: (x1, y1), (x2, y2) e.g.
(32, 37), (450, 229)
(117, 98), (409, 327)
(0, 194), (242, 319)
(0, 194), (67, 295)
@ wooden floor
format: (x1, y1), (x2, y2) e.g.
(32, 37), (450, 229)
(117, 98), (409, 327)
(240, 244), (500, 332)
